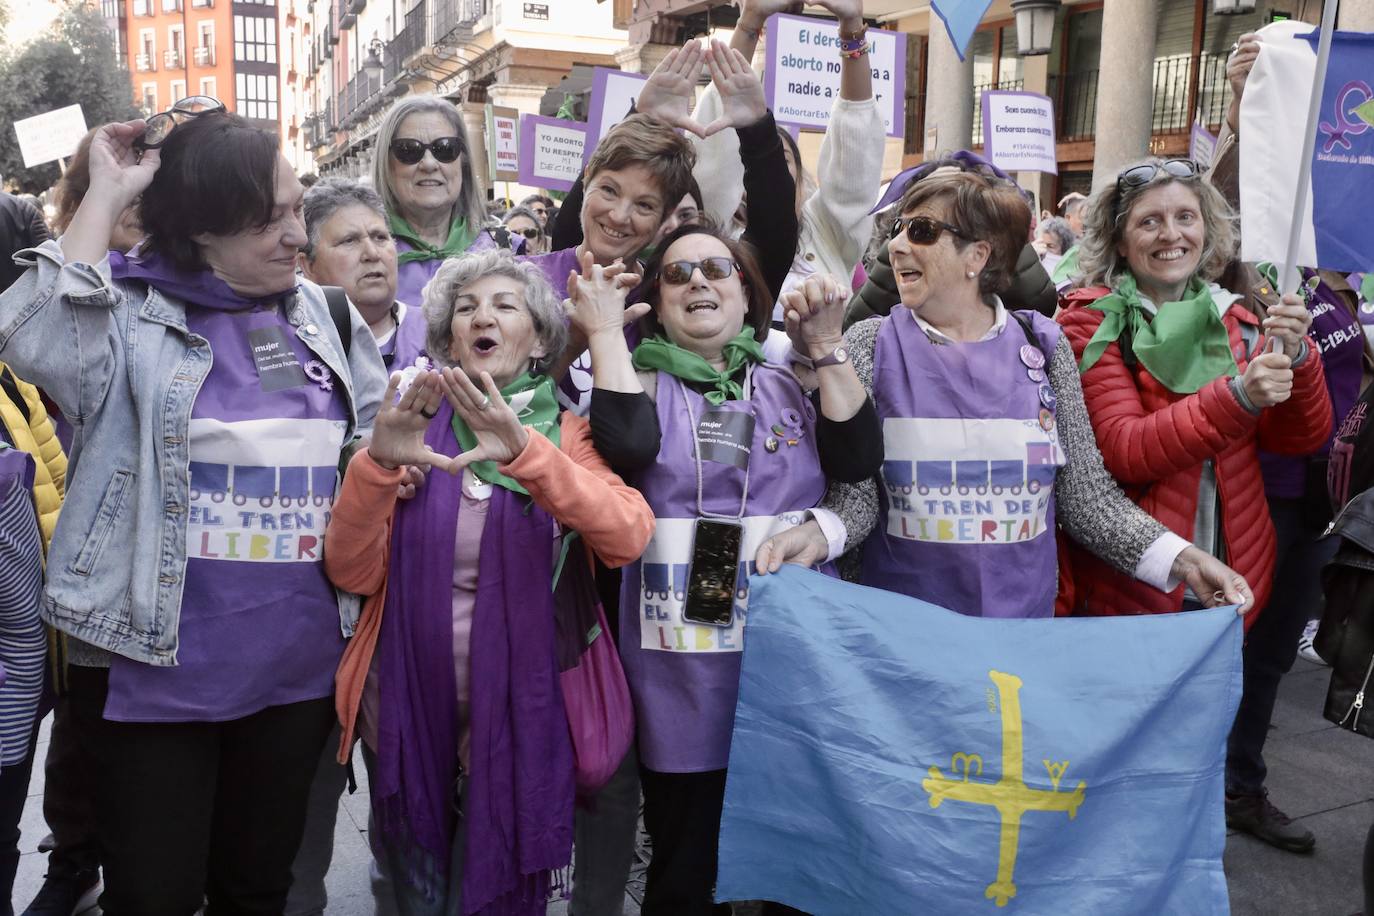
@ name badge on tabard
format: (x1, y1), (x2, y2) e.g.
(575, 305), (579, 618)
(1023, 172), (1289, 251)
(696, 409), (755, 470)
(248, 326), (310, 392)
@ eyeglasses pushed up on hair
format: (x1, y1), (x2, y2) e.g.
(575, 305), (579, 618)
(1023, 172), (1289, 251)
(137, 96), (226, 150)
(1115, 159), (1201, 193)
(889, 215), (971, 246)
(389, 137), (464, 165)
(659, 257), (740, 285)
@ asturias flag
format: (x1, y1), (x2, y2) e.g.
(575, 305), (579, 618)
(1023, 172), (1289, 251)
(716, 567), (1241, 915)
(1240, 21), (1374, 272)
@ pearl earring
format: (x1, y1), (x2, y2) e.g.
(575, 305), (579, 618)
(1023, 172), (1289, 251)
(966, 270), (977, 279)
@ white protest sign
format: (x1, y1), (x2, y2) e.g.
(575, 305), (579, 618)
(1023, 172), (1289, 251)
(980, 91), (1058, 174)
(764, 14), (905, 137)
(1189, 124), (1218, 169)
(13, 104), (88, 169)
(582, 67), (648, 164)
(487, 105), (521, 181)
(519, 115), (587, 193)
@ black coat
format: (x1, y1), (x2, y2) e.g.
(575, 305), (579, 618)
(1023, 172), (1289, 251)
(0, 194), (52, 295)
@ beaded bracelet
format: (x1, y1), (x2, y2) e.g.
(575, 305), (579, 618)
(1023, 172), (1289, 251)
(839, 41), (871, 60)
(838, 32), (868, 53)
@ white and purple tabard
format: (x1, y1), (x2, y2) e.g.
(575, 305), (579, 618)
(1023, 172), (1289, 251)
(105, 303), (349, 721)
(862, 308), (1066, 619)
(620, 364), (829, 773)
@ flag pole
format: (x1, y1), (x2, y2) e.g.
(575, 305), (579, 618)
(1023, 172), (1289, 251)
(1278, 0), (1339, 297)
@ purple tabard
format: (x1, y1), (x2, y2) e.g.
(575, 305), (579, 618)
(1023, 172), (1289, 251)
(861, 308), (1066, 619)
(105, 304), (349, 721)
(393, 231), (502, 308)
(378, 301), (430, 371)
(619, 365), (829, 772)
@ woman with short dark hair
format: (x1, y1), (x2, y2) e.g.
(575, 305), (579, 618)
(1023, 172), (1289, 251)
(0, 109), (386, 913)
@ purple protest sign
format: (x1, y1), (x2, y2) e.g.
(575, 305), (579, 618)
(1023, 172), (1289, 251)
(518, 115), (588, 193)
(763, 13), (906, 138)
(980, 90), (1058, 174)
(582, 67), (649, 165)
(1189, 124), (1218, 168)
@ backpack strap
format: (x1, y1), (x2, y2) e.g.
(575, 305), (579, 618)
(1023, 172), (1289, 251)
(322, 285), (352, 359)
(0, 367), (31, 426)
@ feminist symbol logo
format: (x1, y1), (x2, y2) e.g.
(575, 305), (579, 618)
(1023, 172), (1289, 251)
(922, 670), (1087, 907)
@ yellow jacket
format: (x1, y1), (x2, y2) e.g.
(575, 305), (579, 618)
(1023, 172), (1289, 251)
(0, 362), (66, 552)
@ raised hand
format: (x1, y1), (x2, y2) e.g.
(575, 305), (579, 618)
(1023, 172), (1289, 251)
(440, 367), (531, 469)
(1240, 349), (1294, 409)
(1227, 32), (1263, 103)
(754, 519), (829, 574)
(87, 120), (161, 209)
(368, 370), (461, 475)
(1171, 545), (1253, 615)
(737, 0), (803, 32)
(1262, 292), (1312, 361)
(700, 40), (768, 136)
(566, 248), (647, 343)
(812, 0), (864, 31)
(636, 41), (714, 138)
(780, 274), (847, 359)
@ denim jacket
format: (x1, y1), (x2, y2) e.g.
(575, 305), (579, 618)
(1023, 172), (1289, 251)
(0, 241), (387, 666)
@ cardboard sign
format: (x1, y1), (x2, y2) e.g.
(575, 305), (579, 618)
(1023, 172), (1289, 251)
(486, 105), (521, 181)
(764, 13), (906, 137)
(980, 90), (1058, 174)
(519, 115), (588, 193)
(13, 104), (88, 169)
(582, 67), (649, 165)
(1189, 123), (1218, 169)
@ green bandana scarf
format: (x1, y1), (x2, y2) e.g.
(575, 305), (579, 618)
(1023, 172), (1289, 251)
(389, 213), (478, 265)
(1077, 272), (1238, 394)
(450, 372), (561, 495)
(1050, 244), (1081, 286)
(631, 330), (766, 406)
(1361, 273), (1374, 306)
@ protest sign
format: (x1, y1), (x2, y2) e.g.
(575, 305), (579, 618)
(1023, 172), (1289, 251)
(582, 67), (648, 164)
(518, 115), (587, 193)
(980, 90), (1058, 174)
(13, 104), (88, 169)
(1189, 123), (1218, 169)
(486, 105), (521, 181)
(764, 13), (905, 137)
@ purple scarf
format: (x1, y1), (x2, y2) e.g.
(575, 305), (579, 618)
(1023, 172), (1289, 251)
(373, 398), (574, 913)
(110, 249), (295, 311)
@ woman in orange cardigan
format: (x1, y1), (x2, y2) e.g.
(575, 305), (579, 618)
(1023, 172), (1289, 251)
(324, 249), (653, 915)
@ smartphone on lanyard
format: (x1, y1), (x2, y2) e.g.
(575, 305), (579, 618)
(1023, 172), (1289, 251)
(682, 518), (744, 627)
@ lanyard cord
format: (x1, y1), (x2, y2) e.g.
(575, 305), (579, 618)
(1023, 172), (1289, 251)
(675, 366), (753, 522)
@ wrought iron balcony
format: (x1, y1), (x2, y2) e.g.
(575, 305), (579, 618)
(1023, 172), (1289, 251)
(432, 0), (485, 45)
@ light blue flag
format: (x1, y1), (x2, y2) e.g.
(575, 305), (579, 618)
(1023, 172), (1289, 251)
(931, 0), (996, 61)
(715, 567), (1242, 915)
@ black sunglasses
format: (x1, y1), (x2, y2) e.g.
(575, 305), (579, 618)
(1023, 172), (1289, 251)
(889, 215), (972, 246)
(660, 257), (739, 285)
(390, 136), (463, 165)
(511, 227), (541, 239)
(1116, 158), (1201, 193)
(138, 96), (226, 149)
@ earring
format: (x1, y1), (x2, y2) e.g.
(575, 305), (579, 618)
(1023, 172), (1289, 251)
(966, 270), (977, 279)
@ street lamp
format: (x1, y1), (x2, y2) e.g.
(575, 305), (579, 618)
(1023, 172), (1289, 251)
(1212, 0), (1257, 13)
(1010, 0), (1061, 57)
(362, 38), (384, 81)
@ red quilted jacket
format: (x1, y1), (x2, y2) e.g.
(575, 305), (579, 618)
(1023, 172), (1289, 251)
(1057, 286), (1333, 629)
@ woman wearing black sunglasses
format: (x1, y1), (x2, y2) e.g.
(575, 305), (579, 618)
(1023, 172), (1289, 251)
(764, 167), (1258, 627)
(1058, 158), (1331, 628)
(372, 95), (509, 308)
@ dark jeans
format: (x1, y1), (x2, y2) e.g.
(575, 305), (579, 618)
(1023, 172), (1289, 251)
(41, 692), (101, 877)
(0, 718), (41, 916)
(571, 746), (640, 916)
(1226, 496), (1336, 796)
(639, 767), (804, 916)
(66, 665), (335, 916)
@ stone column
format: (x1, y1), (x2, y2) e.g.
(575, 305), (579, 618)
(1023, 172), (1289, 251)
(924, 20), (975, 157)
(486, 82), (555, 202)
(1091, 0), (1160, 189)
(614, 41), (675, 76)
(458, 100), (491, 201)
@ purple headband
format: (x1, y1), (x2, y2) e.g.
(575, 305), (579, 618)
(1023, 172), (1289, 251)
(870, 150), (1014, 215)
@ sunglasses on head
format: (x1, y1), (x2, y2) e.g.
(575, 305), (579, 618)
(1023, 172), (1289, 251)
(390, 136), (463, 165)
(889, 215), (972, 246)
(659, 257), (739, 285)
(1116, 158), (1201, 193)
(137, 96), (226, 149)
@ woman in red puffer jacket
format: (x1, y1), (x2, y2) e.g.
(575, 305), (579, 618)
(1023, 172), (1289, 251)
(1057, 158), (1331, 627)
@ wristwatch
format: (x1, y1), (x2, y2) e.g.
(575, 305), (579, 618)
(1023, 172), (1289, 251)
(812, 345), (850, 369)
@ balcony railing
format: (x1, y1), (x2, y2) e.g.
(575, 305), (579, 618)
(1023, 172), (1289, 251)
(1047, 53), (1234, 146)
(338, 0), (356, 30)
(193, 46), (215, 66)
(971, 79), (1024, 146)
(1049, 69), (1099, 142)
(135, 52), (156, 71)
(432, 0), (484, 45)
(388, 1), (428, 72)
(164, 48), (184, 69)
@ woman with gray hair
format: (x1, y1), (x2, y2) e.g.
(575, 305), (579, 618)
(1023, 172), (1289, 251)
(372, 95), (508, 307)
(323, 248), (653, 914)
(1058, 157), (1332, 623)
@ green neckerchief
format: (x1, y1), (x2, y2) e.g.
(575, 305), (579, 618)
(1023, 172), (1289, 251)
(631, 330), (765, 406)
(388, 213), (477, 265)
(1077, 272), (1238, 394)
(1050, 244), (1081, 286)
(450, 372), (560, 495)
(1360, 272), (1374, 306)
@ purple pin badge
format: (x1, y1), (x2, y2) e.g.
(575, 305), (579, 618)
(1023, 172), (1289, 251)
(1020, 344), (1044, 370)
(1038, 383), (1056, 411)
(304, 359), (333, 392)
(1027, 367), (1045, 383)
